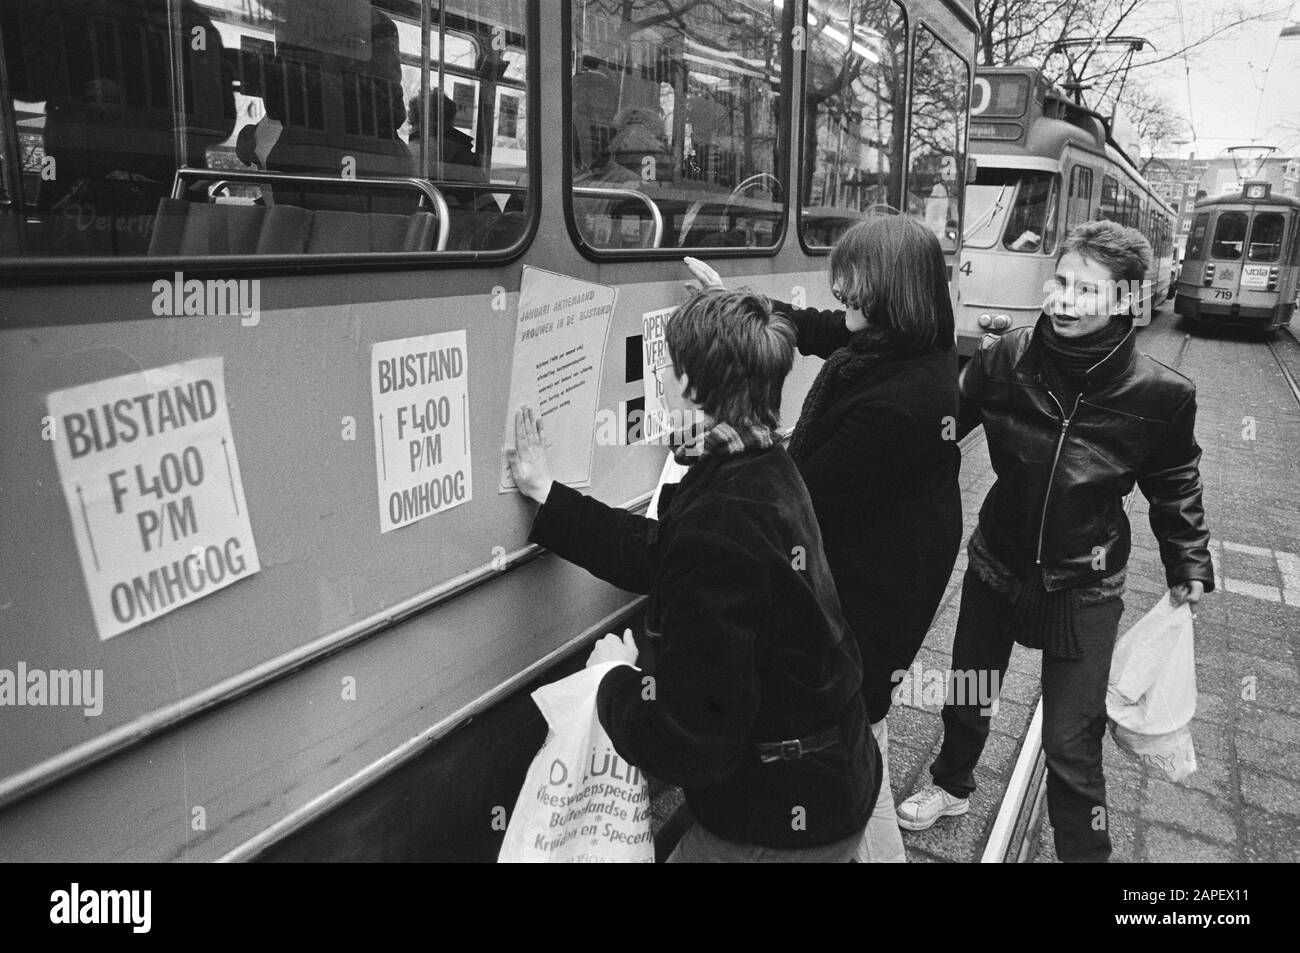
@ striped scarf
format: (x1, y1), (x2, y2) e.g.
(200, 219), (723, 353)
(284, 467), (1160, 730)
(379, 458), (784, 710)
(673, 421), (777, 465)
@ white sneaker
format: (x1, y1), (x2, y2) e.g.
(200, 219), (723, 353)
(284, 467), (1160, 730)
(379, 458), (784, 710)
(896, 785), (969, 831)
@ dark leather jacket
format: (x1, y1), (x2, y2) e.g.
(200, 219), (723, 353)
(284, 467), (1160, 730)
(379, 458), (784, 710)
(961, 326), (1215, 593)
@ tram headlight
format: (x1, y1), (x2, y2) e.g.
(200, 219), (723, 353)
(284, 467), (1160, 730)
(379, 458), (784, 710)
(1203, 263), (1215, 285)
(978, 313), (992, 328)
(977, 313), (1012, 331)
(1268, 267), (1279, 292)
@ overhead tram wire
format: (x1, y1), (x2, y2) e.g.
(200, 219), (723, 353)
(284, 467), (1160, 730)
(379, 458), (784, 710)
(1253, 1), (1298, 141)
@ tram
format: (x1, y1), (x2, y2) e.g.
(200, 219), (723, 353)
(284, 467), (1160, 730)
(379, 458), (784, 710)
(1174, 181), (1300, 334)
(0, 0), (976, 862)
(955, 66), (1177, 355)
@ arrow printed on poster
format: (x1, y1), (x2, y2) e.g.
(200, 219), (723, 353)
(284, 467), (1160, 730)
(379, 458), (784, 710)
(76, 484), (100, 572)
(221, 437), (240, 516)
(463, 394), (468, 455)
(378, 414), (387, 480)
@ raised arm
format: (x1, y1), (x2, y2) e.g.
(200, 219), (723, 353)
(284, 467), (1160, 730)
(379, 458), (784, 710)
(768, 298), (852, 360)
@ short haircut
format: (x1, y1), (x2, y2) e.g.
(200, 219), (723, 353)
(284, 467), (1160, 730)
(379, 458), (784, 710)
(665, 289), (796, 430)
(827, 215), (955, 354)
(1058, 220), (1152, 284)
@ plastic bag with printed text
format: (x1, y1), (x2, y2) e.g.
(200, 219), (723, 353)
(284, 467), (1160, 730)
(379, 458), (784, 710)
(498, 662), (654, 863)
(1106, 593), (1198, 782)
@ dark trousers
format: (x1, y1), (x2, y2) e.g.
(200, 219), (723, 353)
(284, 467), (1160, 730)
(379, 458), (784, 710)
(930, 569), (1124, 863)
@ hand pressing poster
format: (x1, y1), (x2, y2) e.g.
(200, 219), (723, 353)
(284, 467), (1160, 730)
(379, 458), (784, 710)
(499, 267), (617, 492)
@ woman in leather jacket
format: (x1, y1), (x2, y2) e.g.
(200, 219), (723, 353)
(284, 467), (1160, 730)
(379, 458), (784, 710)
(897, 220), (1214, 862)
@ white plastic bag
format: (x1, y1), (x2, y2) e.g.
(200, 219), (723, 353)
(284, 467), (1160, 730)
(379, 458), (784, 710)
(498, 662), (654, 863)
(1106, 593), (1198, 781)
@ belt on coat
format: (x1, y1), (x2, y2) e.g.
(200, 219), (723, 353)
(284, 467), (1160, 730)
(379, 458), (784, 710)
(753, 725), (841, 763)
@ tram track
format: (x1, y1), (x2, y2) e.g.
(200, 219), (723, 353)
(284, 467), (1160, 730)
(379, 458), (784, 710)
(1265, 328), (1300, 410)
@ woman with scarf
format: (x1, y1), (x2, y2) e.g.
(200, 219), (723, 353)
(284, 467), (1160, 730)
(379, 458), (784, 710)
(686, 214), (964, 862)
(896, 220), (1213, 862)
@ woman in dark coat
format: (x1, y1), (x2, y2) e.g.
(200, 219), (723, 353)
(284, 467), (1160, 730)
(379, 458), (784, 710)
(686, 215), (963, 860)
(508, 289), (879, 862)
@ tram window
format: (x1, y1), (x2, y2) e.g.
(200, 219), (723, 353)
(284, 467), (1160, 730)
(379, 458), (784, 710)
(568, 0), (786, 253)
(800, 0), (907, 248)
(0, 0), (535, 262)
(1066, 166), (1092, 230)
(1000, 171), (1058, 254)
(1210, 211), (1247, 260)
(906, 26), (969, 252)
(1247, 212), (1284, 262)
(1186, 212), (1209, 260)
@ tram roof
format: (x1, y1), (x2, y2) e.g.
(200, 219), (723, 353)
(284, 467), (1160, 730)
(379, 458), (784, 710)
(1193, 192), (1300, 211)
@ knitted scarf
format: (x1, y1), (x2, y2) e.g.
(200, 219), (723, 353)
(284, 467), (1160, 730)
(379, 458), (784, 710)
(1032, 311), (1133, 412)
(786, 329), (892, 462)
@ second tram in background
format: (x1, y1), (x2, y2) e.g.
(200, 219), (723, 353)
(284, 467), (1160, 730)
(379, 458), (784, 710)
(1174, 181), (1299, 335)
(953, 67), (1176, 355)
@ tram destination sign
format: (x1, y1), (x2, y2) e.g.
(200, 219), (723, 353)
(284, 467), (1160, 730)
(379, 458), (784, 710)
(45, 357), (261, 640)
(371, 329), (473, 533)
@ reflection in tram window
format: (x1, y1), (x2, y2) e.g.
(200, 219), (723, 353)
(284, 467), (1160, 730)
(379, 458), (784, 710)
(1211, 211), (1247, 260)
(1, 0), (235, 257)
(963, 167), (1057, 255)
(800, 0), (907, 248)
(907, 26), (968, 253)
(1248, 212), (1284, 262)
(1000, 171), (1058, 254)
(0, 0), (534, 260)
(567, 0), (786, 252)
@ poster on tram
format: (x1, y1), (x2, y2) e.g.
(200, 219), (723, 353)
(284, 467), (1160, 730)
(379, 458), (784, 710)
(370, 329), (473, 533)
(499, 267), (617, 492)
(641, 306), (676, 444)
(45, 357), (261, 641)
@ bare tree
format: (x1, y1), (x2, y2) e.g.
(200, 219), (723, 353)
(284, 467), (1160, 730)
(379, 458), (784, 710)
(974, 0), (1288, 127)
(1116, 85), (1185, 153)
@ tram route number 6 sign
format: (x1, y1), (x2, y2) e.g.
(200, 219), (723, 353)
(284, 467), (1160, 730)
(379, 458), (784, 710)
(46, 357), (261, 640)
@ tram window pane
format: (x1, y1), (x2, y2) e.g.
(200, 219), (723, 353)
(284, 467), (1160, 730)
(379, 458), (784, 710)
(1000, 170), (1057, 254)
(1186, 212), (1208, 259)
(906, 26), (968, 252)
(1066, 166), (1092, 230)
(1247, 212), (1284, 262)
(1210, 211), (1246, 260)
(1, 0), (236, 257)
(1, 0), (534, 261)
(568, 0), (785, 253)
(800, 0), (907, 248)
(1099, 174), (1119, 222)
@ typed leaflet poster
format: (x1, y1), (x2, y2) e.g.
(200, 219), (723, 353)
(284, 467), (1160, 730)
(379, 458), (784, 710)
(640, 306), (676, 443)
(371, 330), (473, 533)
(46, 357), (260, 640)
(500, 266), (617, 492)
